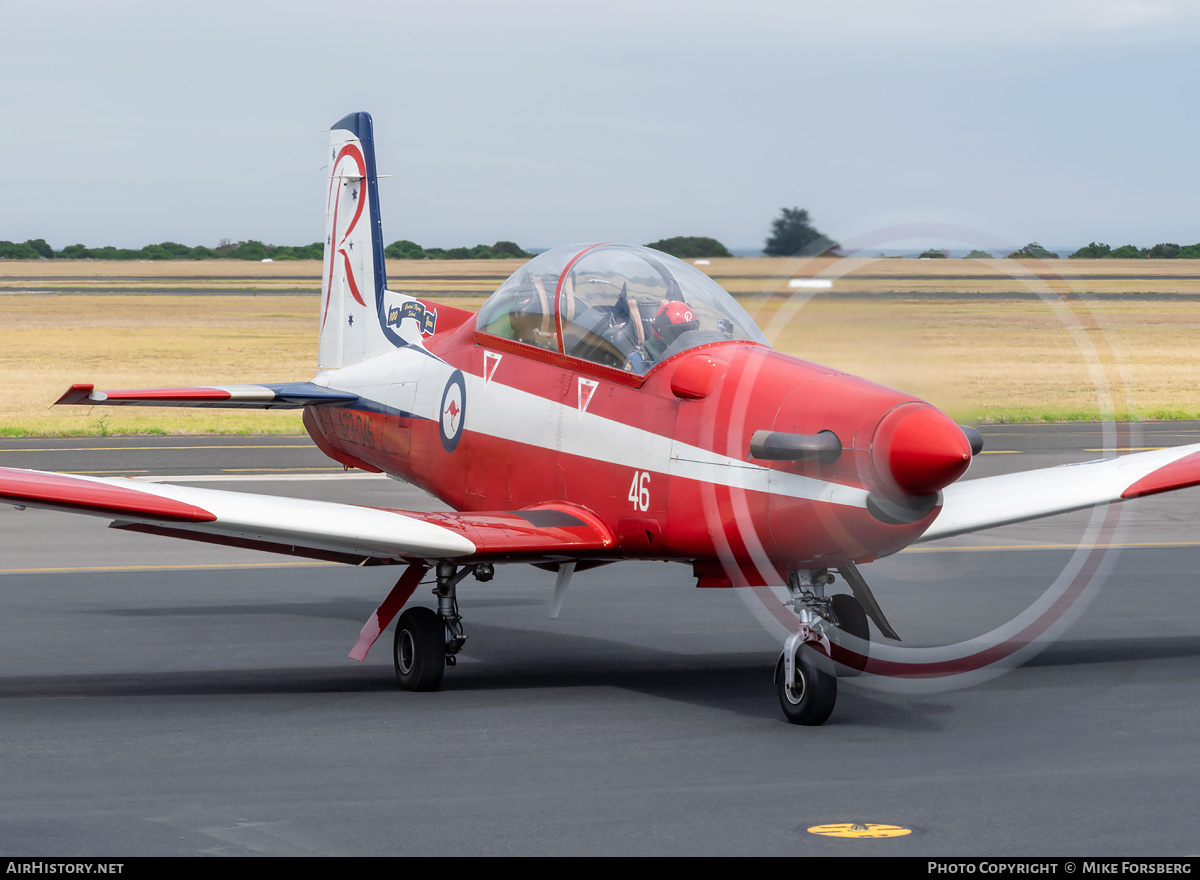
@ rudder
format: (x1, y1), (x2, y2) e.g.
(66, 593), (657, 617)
(318, 112), (397, 369)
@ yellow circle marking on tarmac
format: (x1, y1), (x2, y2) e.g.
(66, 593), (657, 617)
(807, 823), (912, 839)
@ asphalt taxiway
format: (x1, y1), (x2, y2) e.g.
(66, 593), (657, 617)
(1, 426), (1198, 856)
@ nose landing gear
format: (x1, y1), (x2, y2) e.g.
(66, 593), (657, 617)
(775, 565), (889, 725)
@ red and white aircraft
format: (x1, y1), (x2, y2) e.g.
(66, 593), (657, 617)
(4, 111), (1200, 724)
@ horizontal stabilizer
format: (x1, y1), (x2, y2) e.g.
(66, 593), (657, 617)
(55, 382), (358, 409)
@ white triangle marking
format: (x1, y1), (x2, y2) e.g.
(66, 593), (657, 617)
(484, 351), (503, 386)
(578, 377), (598, 418)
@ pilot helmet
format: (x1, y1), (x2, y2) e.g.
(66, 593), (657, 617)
(652, 300), (699, 345)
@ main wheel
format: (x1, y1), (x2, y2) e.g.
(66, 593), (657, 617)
(775, 647), (837, 726)
(394, 607), (446, 692)
(830, 593), (870, 676)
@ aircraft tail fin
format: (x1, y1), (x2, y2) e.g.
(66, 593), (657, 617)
(318, 112), (400, 370)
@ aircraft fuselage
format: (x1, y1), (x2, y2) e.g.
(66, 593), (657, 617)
(303, 308), (973, 586)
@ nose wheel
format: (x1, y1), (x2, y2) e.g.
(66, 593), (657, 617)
(775, 567), (885, 725)
(774, 646), (837, 726)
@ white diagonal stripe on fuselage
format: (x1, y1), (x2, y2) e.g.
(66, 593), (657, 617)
(326, 349), (869, 510)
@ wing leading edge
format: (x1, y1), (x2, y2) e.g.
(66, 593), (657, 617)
(54, 382), (358, 409)
(0, 468), (615, 566)
(918, 443), (1200, 543)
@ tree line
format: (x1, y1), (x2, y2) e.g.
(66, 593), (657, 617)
(0, 238), (535, 261)
(0, 239), (323, 261)
(929, 242), (1200, 259)
(1064, 242), (1200, 259)
(4, 214), (1197, 262)
(383, 240), (532, 260)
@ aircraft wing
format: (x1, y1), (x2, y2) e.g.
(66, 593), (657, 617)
(0, 468), (615, 565)
(55, 382), (357, 409)
(917, 443), (1200, 543)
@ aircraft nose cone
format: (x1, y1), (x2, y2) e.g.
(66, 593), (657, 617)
(872, 403), (973, 495)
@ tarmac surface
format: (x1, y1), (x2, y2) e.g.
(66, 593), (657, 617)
(1, 427), (1198, 856)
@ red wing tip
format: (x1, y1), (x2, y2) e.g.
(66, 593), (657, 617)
(55, 384), (97, 405)
(54, 385), (234, 405)
(1122, 451), (1200, 500)
(0, 468), (217, 523)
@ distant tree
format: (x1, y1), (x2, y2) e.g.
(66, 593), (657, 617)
(156, 241), (193, 258)
(1180, 243), (1200, 259)
(288, 242), (323, 260)
(385, 239), (427, 259)
(1148, 243), (1181, 259)
(0, 240), (40, 259)
(1070, 242), (1111, 259)
(24, 238), (53, 258)
(917, 249), (948, 259)
(645, 236), (732, 259)
(78, 245), (138, 260)
(226, 240), (269, 260)
(1107, 244), (1146, 259)
(139, 244), (170, 260)
(56, 243), (90, 259)
(1007, 242), (1060, 259)
(490, 240), (532, 258)
(964, 249), (994, 259)
(764, 207), (837, 257)
(188, 245), (218, 259)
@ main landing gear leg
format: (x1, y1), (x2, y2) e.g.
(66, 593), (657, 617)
(393, 561), (493, 692)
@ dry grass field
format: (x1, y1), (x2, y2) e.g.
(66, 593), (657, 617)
(706, 256), (1200, 296)
(2, 257), (1200, 435)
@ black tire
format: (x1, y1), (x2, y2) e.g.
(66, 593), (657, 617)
(830, 593), (870, 676)
(775, 647), (837, 726)
(393, 607), (446, 692)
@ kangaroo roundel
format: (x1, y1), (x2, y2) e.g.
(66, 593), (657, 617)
(439, 370), (466, 453)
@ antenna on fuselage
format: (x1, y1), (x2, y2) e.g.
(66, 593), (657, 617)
(549, 562), (576, 619)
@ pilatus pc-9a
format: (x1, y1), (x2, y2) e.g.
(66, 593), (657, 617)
(5, 112), (1200, 724)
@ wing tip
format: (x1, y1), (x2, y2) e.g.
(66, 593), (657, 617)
(1122, 450), (1200, 500)
(55, 384), (99, 405)
(0, 467), (217, 523)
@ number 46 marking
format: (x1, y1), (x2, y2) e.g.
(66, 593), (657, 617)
(628, 471), (651, 511)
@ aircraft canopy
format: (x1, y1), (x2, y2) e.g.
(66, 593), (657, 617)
(476, 243), (768, 373)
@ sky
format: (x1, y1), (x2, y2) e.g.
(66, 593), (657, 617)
(2, 0), (1198, 254)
